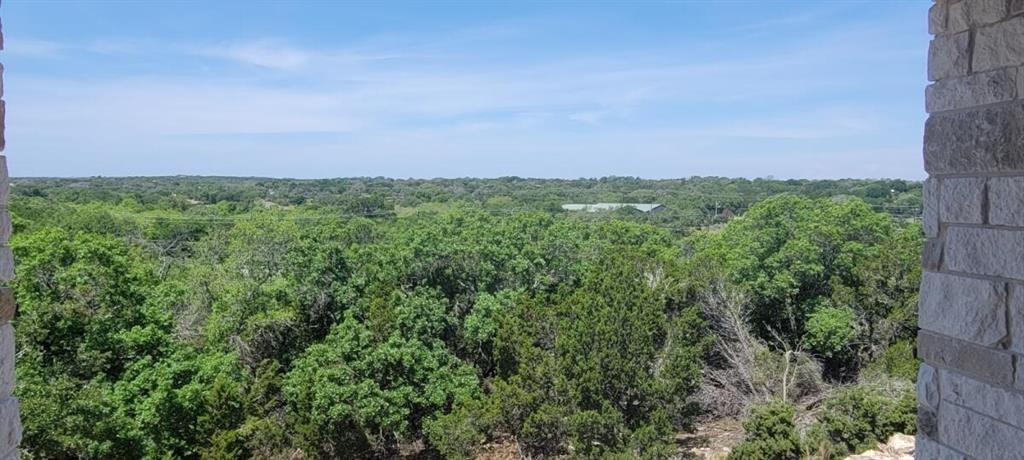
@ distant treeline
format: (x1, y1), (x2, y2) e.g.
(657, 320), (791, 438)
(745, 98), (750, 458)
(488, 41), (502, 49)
(12, 176), (922, 228)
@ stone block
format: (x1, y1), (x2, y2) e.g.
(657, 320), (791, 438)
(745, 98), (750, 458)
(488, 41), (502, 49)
(941, 370), (1024, 428)
(939, 402), (1024, 458)
(0, 157), (8, 207)
(0, 399), (19, 459)
(945, 226), (1024, 279)
(931, 2), (949, 34)
(0, 102), (6, 153)
(0, 289), (15, 325)
(1020, 64), (1024, 98)
(949, 1), (971, 33)
(926, 68), (1018, 113)
(965, 0), (1010, 26)
(924, 103), (1024, 174)
(0, 213), (11, 247)
(974, 17), (1024, 72)
(1017, 354), (1024, 388)
(988, 176), (1024, 226)
(923, 237), (944, 270)
(0, 326), (13, 400)
(916, 435), (968, 460)
(920, 272), (1007, 346)
(940, 177), (986, 223)
(0, 249), (14, 284)
(1014, 0), (1024, 15)
(918, 330), (1015, 385)
(919, 363), (942, 410)
(919, 405), (940, 439)
(929, 32), (971, 81)
(925, 177), (940, 237)
(1009, 284), (1024, 352)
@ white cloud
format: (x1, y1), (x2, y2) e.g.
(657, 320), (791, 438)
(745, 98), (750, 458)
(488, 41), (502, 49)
(7, 39), (65, 58)
(188, 40), (313, 70)
(5, 12), (925, 179)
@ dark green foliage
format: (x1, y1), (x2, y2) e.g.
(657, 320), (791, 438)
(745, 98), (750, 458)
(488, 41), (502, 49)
(9, 177), (922, 459)
(284, 291), (479, 456)
(686, 194), (921, 380)
(804, 306), (857, 360)
(863, 340), (920, 382)
(806, 386), (917, 458)
(729, 401), (803, 460)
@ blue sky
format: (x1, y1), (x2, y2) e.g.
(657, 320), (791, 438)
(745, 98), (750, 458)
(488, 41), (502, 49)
(4, 0), (929, 179)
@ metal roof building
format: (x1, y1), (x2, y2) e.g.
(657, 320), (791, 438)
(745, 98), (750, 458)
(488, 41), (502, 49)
(561, 203), (665, 213)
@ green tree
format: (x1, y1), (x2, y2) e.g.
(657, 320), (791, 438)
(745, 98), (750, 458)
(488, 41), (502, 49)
(284, 289), (479, 458)
(729, 401), (802, 460)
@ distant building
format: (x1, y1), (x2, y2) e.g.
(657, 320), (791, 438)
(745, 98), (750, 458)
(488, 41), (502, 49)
(561, 203), (665, 213)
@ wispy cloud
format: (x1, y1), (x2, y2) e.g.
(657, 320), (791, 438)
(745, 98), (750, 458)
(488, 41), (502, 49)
(188, 40), (313, 70)
(4, 8), (926, 179)
(8, 37), (149, 58)
(8, 38), (65, 58)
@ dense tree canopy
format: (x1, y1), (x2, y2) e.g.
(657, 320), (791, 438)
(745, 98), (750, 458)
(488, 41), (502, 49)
(8, 177), (921, 459)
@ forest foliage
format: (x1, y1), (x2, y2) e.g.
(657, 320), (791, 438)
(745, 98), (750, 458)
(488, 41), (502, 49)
(7, 177), (921, 459)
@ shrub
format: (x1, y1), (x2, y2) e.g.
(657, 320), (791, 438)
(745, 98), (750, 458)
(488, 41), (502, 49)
(806, 385), (916, 458)
(863, 340), (919, 382)
(423, 396), (499, 460)
(728, 400), (802, 460)
(803, 306), (856, 360)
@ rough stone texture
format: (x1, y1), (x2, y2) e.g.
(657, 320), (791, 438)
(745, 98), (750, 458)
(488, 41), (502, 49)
(1020, 64), (1024, 98)
(921, 2), (1024, 456)
(929, 32), (971, 81)
(0, 214), (11, 247)
(0, 158), (7, 207)
(939, 402), (1024, 459)
(923, 238), (943, 271)
(1010, 285), (1024, 353)
(1016, 355), (1024, 390)
(920, 272), (1007, 346)
(988, 176), (1024, 226)
(918, 331), (1015, 385)
(0, 399), (19, 460)
(0, 326), (13, 400)
(843, 434), (915, 460)
(917, 435), (968, 460)
(919, 364), (941, 410)
(965, 0), (1010, 27)
(949, 1), (971, 33)
(944, 226), (1024, 279)
(924, 178), (940, 238)
(931, 2), (949, 34)
(0, 289), (14, 326)
(926, 67), (1017, 113)
(0, 249), (13, 284)
(939, 177), (987, 223)
(924, 103), (1024, 174)
(974, 17), (1024, 72)
(0, 10), (19, 460)
(919, 405), (940, 440)
(941, 370), (1024, 429)
(0, 103), (6, 153)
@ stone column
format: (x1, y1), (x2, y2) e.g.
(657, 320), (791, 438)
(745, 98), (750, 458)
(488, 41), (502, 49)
(0, 4), (18, 459)
(918, 0), (1024, 458)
